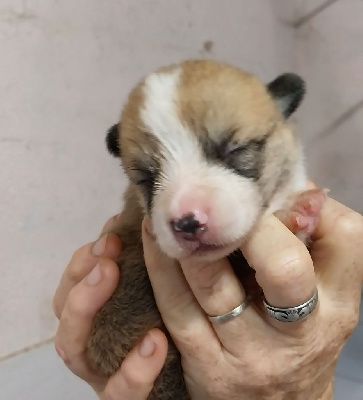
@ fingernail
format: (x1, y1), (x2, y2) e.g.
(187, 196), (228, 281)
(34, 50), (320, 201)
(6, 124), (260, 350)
(139, 333), (156, 358)
(87, 263), (102, 286)
(92, 234), (108, 256)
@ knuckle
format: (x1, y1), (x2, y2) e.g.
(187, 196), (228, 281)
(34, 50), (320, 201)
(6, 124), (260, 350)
(267, 249), (311, 288)
(103, 386), (119, 400)
(69, 245), (85, 265)
(104, 374), (148, 399)
(342, 305), (360, 336)
(66, 264), (83, 284)
(172, 329), (199, 354)
(203, 365), (275, 396)
(52, 296), (61, 319)
(124, 374), (147, 392)
(68, 247), (91, 283)
(243, 363), (275, 389)
(54, 337), (72, 366)
(102, 214), (122, 234)
(334, 210), (363, 240)
(203, 373), (226, 398)
(65, 288), (90, 318)
(323, 303), (360, 350)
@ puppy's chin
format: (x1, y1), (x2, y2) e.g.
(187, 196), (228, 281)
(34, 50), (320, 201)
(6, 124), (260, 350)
(182, 240), (242, 262)
(157, 238), (242, 263)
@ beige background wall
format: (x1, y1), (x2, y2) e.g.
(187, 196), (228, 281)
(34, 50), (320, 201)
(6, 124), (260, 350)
(294, 0), (363, 214)
(0, 0), (362, 364)
(0, 0), (294, 360)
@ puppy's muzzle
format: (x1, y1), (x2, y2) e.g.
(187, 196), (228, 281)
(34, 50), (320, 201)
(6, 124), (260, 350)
(171, 213), (207, 241)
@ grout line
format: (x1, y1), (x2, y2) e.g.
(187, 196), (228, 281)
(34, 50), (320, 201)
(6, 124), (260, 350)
(315, 98), (363, 140)
(336, 372), (363, 385)
(293, 0), (339, 28)
(0, 336), (55, 363)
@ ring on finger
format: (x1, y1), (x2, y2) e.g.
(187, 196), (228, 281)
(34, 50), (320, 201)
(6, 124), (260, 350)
(263, 290), (319, 323)
(207, 296), (252, 324)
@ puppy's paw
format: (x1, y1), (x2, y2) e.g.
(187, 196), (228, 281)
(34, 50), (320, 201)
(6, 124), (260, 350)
(274, 188), (328, 243)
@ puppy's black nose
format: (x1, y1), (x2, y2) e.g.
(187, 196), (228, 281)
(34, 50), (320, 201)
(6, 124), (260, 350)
(172, 213), (207, 237)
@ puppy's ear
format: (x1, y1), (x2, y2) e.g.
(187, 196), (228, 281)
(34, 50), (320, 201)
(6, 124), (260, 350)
(106, 124), (121, 158)
(267, 73), (305, 119)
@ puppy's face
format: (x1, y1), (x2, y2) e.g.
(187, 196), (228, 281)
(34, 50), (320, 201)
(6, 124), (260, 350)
(107, 61), (305, 260)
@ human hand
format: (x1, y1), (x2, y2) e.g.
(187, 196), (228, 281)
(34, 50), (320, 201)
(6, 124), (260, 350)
(53, 215), (168, 400)
(142, 197), (363, 400)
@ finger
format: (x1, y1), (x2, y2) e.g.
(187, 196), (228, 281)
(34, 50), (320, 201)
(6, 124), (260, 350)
(178, 254), (256, 348)
(240, 214), (316, 311)
(142, 218), (217, 353)
(307, 180), (317, 189)
(101, 329), (168, 400)
(53, 233), (122, 319)
(101, 213), (123, 235)
(178, 254), (266, 354)
(55, 259), (119, 385)
(311, 197), (363, 292)
(179, 255), (246, 319)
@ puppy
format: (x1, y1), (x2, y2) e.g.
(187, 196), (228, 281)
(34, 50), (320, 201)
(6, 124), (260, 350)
(87, 60), (326, 399)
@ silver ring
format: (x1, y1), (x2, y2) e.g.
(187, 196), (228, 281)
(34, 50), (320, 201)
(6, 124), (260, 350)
(263, 290), (319, 323)
(207, 296), (252, 324)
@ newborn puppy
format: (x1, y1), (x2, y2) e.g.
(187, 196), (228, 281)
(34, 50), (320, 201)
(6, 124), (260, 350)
(87, 60), (325, 399)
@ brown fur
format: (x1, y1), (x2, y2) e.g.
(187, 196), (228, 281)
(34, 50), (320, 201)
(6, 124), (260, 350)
(120, 60), (302, 210)
(176, 60), (302, 205)
(178, 60), (281, 141)
(87, 186), (189, 399)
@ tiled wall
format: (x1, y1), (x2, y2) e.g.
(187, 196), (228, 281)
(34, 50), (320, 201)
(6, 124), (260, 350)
(0, 0), (294, 360)
(293, 0), (363, 214)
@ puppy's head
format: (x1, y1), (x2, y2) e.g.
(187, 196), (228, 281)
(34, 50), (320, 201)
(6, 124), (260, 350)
(107, 61), (305, 260)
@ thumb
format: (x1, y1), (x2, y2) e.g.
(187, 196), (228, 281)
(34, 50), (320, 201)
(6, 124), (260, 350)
(101, 329), (168, 400)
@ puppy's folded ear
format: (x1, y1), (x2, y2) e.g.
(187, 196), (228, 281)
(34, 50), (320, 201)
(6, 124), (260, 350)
(267, 73), (305, 119)
(106, 124), (121, 158)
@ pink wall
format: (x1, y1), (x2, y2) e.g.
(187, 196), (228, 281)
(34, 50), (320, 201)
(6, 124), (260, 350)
(0, 0), (294, 359)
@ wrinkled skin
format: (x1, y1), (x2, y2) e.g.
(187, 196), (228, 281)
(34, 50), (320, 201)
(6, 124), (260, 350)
(53, 195), (363, 400)
(142, 196), (363, 400)
(53, 217), (168, 400)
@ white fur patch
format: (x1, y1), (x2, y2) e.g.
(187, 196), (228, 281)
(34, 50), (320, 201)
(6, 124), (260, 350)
(141, 68), (200, 166)
(140, 68), (263, 260)
(266, 150), (307, 215)
(152, 163), (262, 260)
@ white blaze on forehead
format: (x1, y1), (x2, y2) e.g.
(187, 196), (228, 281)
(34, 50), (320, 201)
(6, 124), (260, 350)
(139, 68), (265, 260)
(140, 68), (201, 166)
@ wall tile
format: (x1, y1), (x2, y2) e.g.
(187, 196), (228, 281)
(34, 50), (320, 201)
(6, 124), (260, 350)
(293, 0), (335, 20)
(304, 111), (363, 213)
(294, 0), (363, 212)
(0, 0), (295, 358)
(0, 342), (97, 400)
(295, 0), (363, 141)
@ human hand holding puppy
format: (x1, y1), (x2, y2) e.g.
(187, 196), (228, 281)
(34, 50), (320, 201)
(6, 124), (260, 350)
(142, 196), (363, 400)
(53, 215), (168, 400)
(54, 197), (363, 400)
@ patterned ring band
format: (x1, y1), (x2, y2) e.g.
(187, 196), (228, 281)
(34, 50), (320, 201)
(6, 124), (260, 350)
(208, 296), (252, 324)
(263, 290), (319, 323)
